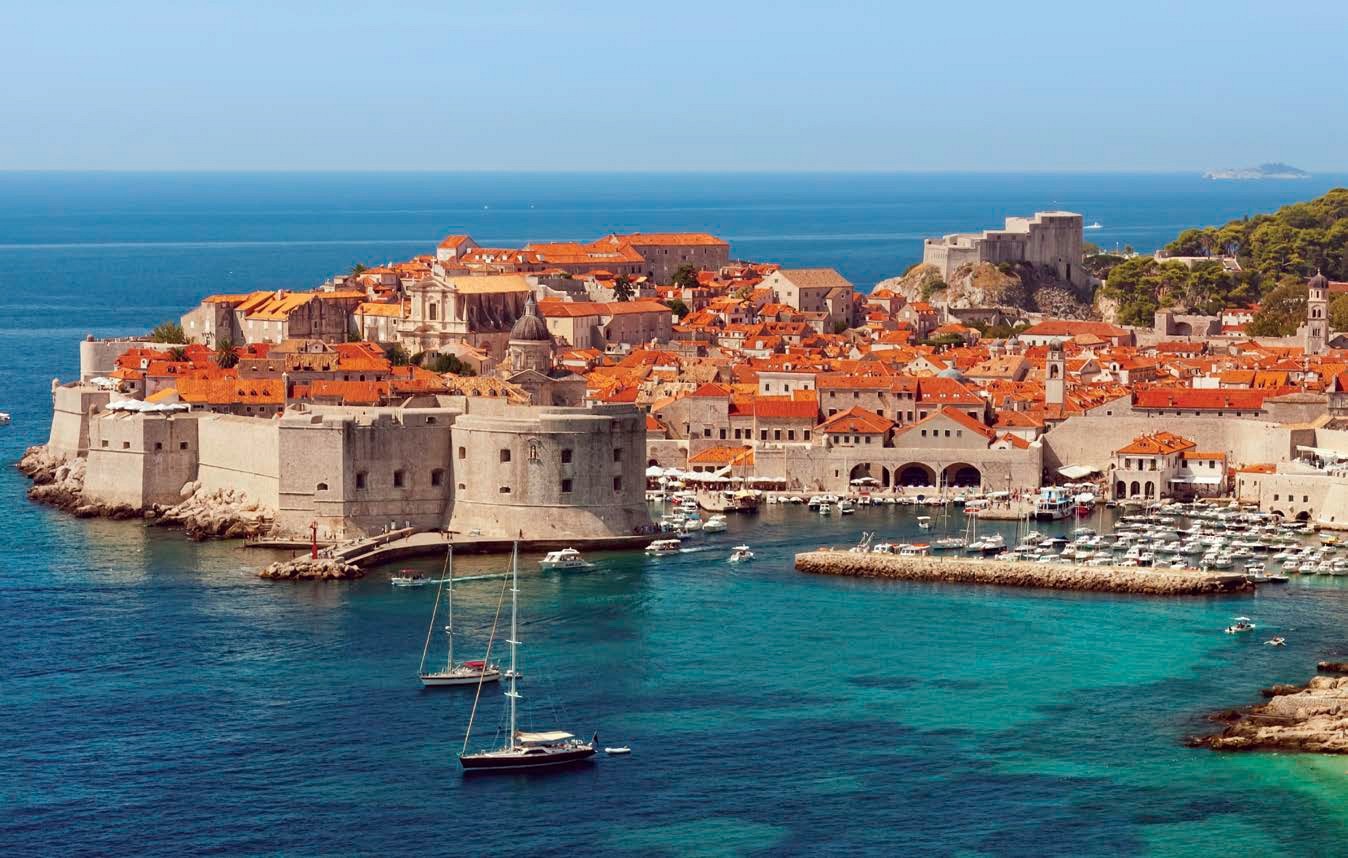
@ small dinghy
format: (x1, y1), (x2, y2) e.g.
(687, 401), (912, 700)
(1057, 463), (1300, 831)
(604, 746), (632, 755)
(1264, 637), (1286, 647)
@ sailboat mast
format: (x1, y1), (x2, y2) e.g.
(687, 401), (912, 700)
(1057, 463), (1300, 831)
(445, 548), (455, 671)
(507, 542), (520, 750)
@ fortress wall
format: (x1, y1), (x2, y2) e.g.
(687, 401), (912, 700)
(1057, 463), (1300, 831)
(83, 414), (199, 508)
(47, 384), (110, 460)
(754, 444), (1043, 494)
(1041, 416), (1303, 473)
(196, 416), (280, 508)
(275, 411), (454, 538)
(448, 405), (650, 540)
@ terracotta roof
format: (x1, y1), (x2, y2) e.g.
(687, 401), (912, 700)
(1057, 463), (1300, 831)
(817, 406), (895, 435)
(1115, 431), (1195, 455)
(1133, 388), (1277, 411)
(773, 268), (854, 291)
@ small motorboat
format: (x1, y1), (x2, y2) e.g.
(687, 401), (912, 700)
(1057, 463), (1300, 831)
(1224, 617), (1256, 634)
(391, 571), (430, 587)
(645, 538), (683, 556)
(604, 746), (632, 755)
(540, 548), (592, 571)
(917, 516), (932, 530)
(838, 500), (856, 515)
(702, 514), (728, 533)
(1085, 221), (1103, 230)
(1264, 637), (1286, 647)
(817, 503), (832, 515)
(728, 545), (755, 563)
(0, 412), (10, 426)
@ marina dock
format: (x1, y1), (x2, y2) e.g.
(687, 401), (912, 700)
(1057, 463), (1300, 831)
(795, 549), (1254, 595)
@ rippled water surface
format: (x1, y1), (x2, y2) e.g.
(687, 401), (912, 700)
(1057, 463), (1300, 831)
(4, 172), (1348, 856)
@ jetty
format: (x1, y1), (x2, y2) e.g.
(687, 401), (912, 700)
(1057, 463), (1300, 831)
(795, 549), (1252, 595)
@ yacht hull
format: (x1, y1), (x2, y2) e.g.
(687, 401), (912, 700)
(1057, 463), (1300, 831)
(420, 670), (501, 687)
(459, 746), (596, 772)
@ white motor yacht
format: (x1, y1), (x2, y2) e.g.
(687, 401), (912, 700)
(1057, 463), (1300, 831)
(728, 545), (755, 563)
(539, 548), (591, 571)
(702, 515), (728, 533)
(645, 538), (683, 556)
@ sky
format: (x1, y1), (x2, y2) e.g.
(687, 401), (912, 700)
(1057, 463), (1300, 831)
(3, 0), (1346, 172)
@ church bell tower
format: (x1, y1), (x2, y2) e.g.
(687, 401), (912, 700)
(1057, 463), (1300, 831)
(1306, 271), (1329, 356)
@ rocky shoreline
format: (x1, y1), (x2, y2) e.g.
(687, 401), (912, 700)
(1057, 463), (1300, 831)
(18, 444), (275, 541)
(258, 557), (363, 581)
(1191, 666), (1348, 753)
(795, 549), (1253, 595)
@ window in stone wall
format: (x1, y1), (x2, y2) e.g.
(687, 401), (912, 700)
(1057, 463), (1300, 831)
(499, 486), (511, 494)
(613, 448), (622, 462)
(122, 441), (130, 449)
(561, 448), (572, 464)
(431, 469), (444, 487)
(613, 476), (622, 492)
(155, 442), (163, 451)
(458, 482), (466, 490)
(393, 470), (406, 488)
(316, 482), (328, 491)
(101, 440), (108, 448)
(561, 478), (573, 493)
(356, 472), (367, 490)
(458, 446), (466, 459)
(500, 449), (511, 463)
(528, 441), (540, 461)
(180, 442), (188, 450)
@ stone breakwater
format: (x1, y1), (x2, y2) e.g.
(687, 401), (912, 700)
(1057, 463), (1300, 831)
(1191, 670), (1348, 753)
(258, 557), (363, 581)
(795, 550), (1253, 595)
(17, 444), (274, 541)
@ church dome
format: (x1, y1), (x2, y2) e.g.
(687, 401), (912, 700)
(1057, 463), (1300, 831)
(1310, 271), (1330, 290)
(510, 294), (550, 342)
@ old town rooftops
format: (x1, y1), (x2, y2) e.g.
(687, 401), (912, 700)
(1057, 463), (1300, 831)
(1115, 431), (1196, 455)
(818, 406), (895, 435)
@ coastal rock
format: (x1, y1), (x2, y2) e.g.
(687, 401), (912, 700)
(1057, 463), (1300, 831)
(1192, 674), (1348, 754)
(873, 261), (1096, 320)
(794, 550), (1252, 596)
(259, 557), (363, 581)
(1317, 661), (1348, 674)
(20, 446), (88, 513)
(154, 487), (275, 541)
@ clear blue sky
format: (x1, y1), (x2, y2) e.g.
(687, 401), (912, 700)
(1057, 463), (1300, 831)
(4, 0), (1345, 172)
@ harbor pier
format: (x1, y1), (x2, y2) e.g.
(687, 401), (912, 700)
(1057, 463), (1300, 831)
(795, 549), (1253, 595)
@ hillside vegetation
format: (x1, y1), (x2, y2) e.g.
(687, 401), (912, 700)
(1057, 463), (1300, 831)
(1099, 188), (1348, 331)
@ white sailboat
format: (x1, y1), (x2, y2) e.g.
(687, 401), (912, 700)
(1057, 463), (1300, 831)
(419, 548), (501, 687)
(459, 543), (597, 773)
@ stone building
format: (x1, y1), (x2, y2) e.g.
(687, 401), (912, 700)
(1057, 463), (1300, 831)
(1108, 431), (1226, 501)
(923, 211), (1091, 289)
(397, 274), (533, 358)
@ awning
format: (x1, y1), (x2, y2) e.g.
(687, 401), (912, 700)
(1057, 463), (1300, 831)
(645, 466), (666, 477)
(1297, 445), (1348, 461)
(1170, 475), (1222, 485)
(516, 731), (573, 743)
(1057, 465), (1099, 479)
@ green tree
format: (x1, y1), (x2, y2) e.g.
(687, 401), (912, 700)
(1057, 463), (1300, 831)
(612, 275), (634, 302)
(666, 299), (690, 319)
(832, 320), (850, 334)
(167, 346), (189, 362)
(1246, 279), (1308, 337)
(214, 338), (239, 369)
(386, 343), (411, 366)
(671, 264), (700, 290)
(149, 320), (186, 343)
(428, 353), (476, 376)
(350, 263), (368, 276)
(1330, 295), (1348, 332)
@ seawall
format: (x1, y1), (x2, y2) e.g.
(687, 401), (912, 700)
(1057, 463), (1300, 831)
(795, 550), (1253, 595)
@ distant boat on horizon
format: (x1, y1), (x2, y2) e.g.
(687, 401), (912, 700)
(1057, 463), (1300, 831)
(1085, 221), (1103, 230)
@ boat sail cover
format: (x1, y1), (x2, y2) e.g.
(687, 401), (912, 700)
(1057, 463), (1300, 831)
(516, 730), (573, 743)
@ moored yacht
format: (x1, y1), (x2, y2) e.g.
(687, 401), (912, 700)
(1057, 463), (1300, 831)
(419, 549), (501, 687)
(539, 548), (591, 571)
(645, 538), (682, 555)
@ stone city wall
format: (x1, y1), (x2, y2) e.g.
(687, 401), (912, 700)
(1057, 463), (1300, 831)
(1041, 416), (1306, 473)
(83, 413), (200, 509)
(196, 415), (280, 509)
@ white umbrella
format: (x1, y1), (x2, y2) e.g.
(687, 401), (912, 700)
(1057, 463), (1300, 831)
(646, 465), (665, 477)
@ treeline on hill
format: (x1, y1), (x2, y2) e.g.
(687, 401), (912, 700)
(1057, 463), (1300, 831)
(1094, 188), (1348, 333)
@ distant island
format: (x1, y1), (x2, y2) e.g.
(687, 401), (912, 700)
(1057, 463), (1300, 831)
(1203, 162), (1311, 181)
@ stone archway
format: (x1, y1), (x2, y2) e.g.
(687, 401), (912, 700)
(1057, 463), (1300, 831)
(1115, 480), (1126, 499)
(880, 466), (892, 488)
(1144, 482), (1155, 498)
(943, 462), (981, 489)
(1130, 480), (1141, 497)
(897, 462), (937, 488)
(1296, 511), (1311, 522)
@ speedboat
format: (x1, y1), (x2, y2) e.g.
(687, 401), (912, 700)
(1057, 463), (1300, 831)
(702, 515), (728, 533)
(838, 500), (855, 515)
(917, 516), (932, 530)
(645, 538), (683, 556)
(539, 548), (591, 571)
(1085, 221), (1103, 230)
(1224, 618), (1256, 634)
(1264, 637), (1286, 647)
(391, 571), (430, 587)
(728, 545), (755, 563)
(0, 412), (9, 426)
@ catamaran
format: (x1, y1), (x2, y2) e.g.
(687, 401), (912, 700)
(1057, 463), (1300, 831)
(419, 548), (501, 687)
(459, 544), (596, 773)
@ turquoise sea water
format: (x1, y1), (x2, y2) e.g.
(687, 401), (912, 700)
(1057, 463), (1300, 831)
(5, 172), (1348, 855)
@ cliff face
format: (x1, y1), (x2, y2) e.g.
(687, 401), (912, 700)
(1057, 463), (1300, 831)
(877, 261), (1096, 320)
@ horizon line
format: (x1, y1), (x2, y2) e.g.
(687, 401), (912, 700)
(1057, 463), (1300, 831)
(1, 167), (1345, 177)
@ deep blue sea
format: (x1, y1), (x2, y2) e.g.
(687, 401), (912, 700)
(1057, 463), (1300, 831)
(5, 172), (1348, 856)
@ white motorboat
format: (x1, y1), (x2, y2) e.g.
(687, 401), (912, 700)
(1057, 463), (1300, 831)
(645, 538), (683, 556)
(1085, 221), (1103, 230)
(392, 570), (431, 587)
(838, 500), (856, 515)
(1224, 617), (1256, 634)
(420, 548), (501, 687)
(539, 548), (591, 571)
(817, 503), (833, 515)
(1264, 637), (1286, 647)
(702, 515), (728, 533)
(917, 516), (932, 530)
(728, 545), (755, 563)
(0, 412), (10, 426)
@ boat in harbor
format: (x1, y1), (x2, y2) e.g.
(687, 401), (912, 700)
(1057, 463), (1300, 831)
(459, 544), (596, 772)
(1033, 487), (1074, 521)
(838, 500), (856, 515)
(702, 514), (728, 533)
(645, 538), (683, 556)
(0, 412), (10, 426)
(392, 570), (431, 587)
(539, 548), (592, 571)
(419, 549), (501, 687)
(604, 746), (632, 755)
(1224, 617), (1257, 634)
(917, 516), (932, 530)
(729, 545), (755, 563)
